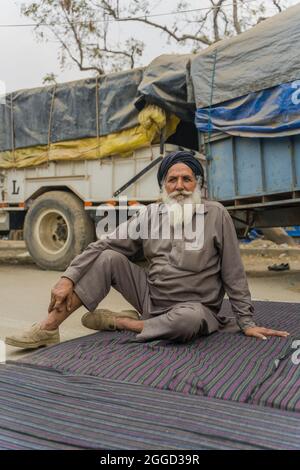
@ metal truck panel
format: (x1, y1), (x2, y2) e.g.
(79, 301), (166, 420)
(205, 134), (300, 202)
(2, 144), (181, 206)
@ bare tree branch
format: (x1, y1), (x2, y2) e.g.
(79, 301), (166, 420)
(101, 0), (212, 46)
(59, 1), (84, 67)
(273, 0), (282, 12)
(21, 0), (291, 77)
(232, 0), (242, 34)
(51, 27), (104, 74)
(210, 0), (225, 42)
(219, 8), (229, 36)
(128, 16), (212, 46)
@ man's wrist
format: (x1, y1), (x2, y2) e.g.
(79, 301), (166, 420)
(62, 266), (81, 285)
(61, 276), (74, 286)
(238, 319), (256, 332)
(241, 323), (256, 333)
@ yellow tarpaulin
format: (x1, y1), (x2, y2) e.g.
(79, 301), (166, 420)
(0, 105), (179, 169)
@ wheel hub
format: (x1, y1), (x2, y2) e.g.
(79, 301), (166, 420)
(35, 210), (70, 255)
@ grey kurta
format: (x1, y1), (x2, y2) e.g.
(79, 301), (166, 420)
(63, 199), (256, 338)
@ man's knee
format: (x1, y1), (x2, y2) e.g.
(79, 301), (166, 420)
(167, 305), (206, 342)
(98, 249), (125, 268)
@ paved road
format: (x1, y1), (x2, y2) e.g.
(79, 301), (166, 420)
(1, 264), (299, 361)
(0, 264), (132, 361)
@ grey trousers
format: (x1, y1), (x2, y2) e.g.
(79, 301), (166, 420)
(74, 249), (223, 342)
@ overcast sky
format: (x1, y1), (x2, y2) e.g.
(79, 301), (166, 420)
(0, 0), (299, 93)
(0, 0), (196, 93)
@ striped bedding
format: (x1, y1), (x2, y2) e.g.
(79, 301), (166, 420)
(0, 364), (299, 450)
(17, 300), (300, 412)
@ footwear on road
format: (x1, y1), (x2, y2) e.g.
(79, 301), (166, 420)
(5, 323), (60, 349)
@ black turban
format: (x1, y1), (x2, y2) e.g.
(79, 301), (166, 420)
(157, 150), (204, 188)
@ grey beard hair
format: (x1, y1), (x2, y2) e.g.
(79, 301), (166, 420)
(161, 186), (202, 227)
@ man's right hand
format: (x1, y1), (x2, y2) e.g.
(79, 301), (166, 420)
(48, 277), (74, 313)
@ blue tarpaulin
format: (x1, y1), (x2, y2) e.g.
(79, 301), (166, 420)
(286, 226), (300, 237)
(195, 80), (300, 138)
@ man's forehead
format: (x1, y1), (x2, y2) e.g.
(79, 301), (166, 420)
(166, 163), (195, 178)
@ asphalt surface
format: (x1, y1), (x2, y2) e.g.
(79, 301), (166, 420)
(0, 264), (132, 362)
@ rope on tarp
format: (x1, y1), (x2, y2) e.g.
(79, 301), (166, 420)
(206, 49), (218, 162)
(10, 94), (16, 166)
(47, 84), (56, 167)
(95, 76), (100, 159)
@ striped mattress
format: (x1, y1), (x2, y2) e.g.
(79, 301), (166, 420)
(17, 300), (300, 412)
(1, 299), (299, 449)
(0, 364), (299, 450)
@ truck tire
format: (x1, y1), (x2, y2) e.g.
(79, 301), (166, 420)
(24, 191), (95, 271)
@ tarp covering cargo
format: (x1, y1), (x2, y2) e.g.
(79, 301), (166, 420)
(195, 80), (300, 138)
(135, 54), (194, 122)
(190, 4), (300, 109)
(0, 66), (179, 169)
(0, 104), (179, 169)
(1, 68), (143, 148)
(2, 2), (299, 169)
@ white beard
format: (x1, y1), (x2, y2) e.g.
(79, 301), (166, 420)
(161, 186), (202, 227)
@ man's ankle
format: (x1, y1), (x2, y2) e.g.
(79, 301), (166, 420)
(39, 321), (59, 331)
(116, 317), (143, 333)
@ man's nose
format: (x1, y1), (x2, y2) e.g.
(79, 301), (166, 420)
(175, 178), (184, 190)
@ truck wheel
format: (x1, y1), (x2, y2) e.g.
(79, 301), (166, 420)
(24, 191), (95, 271)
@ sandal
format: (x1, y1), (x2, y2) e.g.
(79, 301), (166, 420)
(267, 263), (290, 271)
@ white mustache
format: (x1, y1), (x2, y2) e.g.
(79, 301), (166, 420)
(168, 190), (193, 199)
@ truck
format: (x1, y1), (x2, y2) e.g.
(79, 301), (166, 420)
(189, 3), (300, 236)
(0, 143), (205, 271)
(136, 5), (300, 236)
(0, 65), (203, 270)
(1, 3), (299, 269)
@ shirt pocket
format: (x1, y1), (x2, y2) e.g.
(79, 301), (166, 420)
(169, 243), (204, 273)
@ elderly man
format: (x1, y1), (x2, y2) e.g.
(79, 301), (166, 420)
(6, 150), (289, 349)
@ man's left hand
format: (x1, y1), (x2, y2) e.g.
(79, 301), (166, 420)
(243, 326), (289, 340)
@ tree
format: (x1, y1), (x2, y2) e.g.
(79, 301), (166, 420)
(21, 0), (292, 75)
(42, 72), (58, 85)
(21, 0), (144, 75)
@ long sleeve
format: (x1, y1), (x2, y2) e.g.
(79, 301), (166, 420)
(63, 214), (143, 285)
(219, 208), (256, 330)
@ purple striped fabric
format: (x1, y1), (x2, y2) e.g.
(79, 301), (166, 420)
(0, 364), (299, 449)
(17, 300), (300, 411)
(251, 351), (300, 411)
